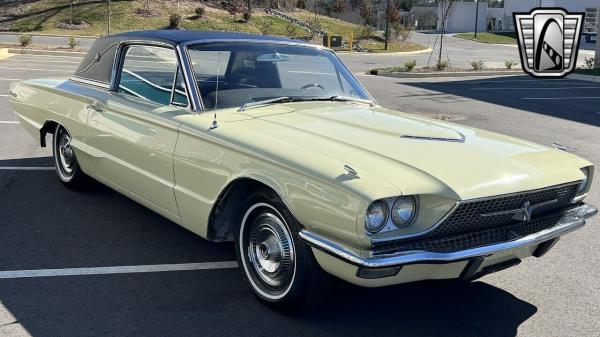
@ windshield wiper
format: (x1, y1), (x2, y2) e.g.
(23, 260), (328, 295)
(239, 95), (374, 112)
(239, 96), (292, 111)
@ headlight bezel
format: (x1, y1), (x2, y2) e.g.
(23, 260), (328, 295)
(364, 196), (419, 234)
(577, 166), (591, 195)
(391, 196), (418, 228)
(364, 199), (389, 234)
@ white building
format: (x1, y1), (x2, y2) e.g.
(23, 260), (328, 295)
(438, 0), (600, 41)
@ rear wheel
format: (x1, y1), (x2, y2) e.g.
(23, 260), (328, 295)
(52, 125), (90, 190)
(235, 188), (331, 311)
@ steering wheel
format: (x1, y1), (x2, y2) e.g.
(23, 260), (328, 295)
(300, 83), (326, 90)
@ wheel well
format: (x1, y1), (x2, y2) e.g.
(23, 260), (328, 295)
(207, 178), (278, 242)
(40, 120), (59, 147)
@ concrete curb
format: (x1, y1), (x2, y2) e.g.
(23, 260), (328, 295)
(568, 73), (600, 82)
(338, 47), (433, 56)
(7, 48), (86, 57)
(372, 69), (523, 78)
(453, 35), (517, 46)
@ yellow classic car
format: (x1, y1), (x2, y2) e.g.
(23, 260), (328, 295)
(8, 30), (597, 310)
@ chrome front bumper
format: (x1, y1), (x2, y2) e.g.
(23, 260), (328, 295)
(300, 203), (598, 269)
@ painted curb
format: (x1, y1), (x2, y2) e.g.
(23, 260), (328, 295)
(7, 48), (86, 57)
(0, 48), (9, 59)
(372, 70), (523, 78)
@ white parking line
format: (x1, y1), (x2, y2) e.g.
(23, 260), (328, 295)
(0, 120), (19, 123)
(523, 96), (600, 100)
(0, 167), (55, 170)
(473, 86), (600, 90)
(0, 78), (21, 81)
(0, 261), (238, 279)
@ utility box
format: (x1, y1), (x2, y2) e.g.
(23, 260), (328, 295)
(323, 35), (343, 48)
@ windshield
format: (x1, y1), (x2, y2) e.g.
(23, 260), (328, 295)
(187, 42), (371, 110)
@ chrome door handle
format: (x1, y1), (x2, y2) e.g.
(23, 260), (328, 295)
(86, 104), (103, 114)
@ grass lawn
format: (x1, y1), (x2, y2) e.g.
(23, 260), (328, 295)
(455, 32), (517, 44)
(3, 0), (427, 53)
(574, 68), (600, 76)
(5, 0), (306, 37)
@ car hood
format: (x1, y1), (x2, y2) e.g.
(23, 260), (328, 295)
(222, 102), (589, 200)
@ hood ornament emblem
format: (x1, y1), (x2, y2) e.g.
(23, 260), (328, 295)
(343, 165), (359, 178)
(480, 199), (558, 222)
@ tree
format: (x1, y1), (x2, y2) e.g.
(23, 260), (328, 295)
(436, 0), (458, 66)
(359, 0), (376, 26)
(396, 0), (416, 11)
(596, 14), (600, 69)
(106, 0), (111, 35)
(225, 0), (245, 21)
(69, 0), (78, 25)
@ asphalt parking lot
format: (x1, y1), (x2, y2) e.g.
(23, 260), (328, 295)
(1, 52), (599, 337)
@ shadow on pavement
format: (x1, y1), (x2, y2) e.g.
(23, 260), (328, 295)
(400, 76), (600, 127)
(0, 276), (536, 337)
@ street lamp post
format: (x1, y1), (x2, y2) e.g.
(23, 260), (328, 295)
(384, 0), (391, 50)
(474, 0), (479, 38)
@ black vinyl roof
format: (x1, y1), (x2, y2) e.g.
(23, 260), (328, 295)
(110, 30), (300, 45)
(73, 30), (304, 85)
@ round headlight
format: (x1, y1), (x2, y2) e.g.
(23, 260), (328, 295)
(365, 200), (388, 233)
(391, 196), (417, 227)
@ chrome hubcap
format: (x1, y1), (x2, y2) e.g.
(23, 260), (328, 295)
(58, 132), (74, 174)
(248, 213), (294, 288)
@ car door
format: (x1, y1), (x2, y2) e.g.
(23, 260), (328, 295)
(86, 44), (189, 216)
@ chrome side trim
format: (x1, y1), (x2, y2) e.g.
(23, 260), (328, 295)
(70, 76), (110, 89)
(300, 203), (597, 269)
(401, 134), (465, 143)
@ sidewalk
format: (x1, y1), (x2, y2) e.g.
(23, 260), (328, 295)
(0, 33), (96, 49)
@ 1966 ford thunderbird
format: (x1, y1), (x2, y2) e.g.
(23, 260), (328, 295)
(9, 30), (597, 310)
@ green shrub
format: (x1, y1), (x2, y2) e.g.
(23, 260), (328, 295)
(67, 36), (78, 49)
(504, 59), (518, 70)
(242, 10), (251, 22)
(436, 60), (449, 71)
(168, 13), (182, 29)
(404, 60), (417, 71)
(194, 6), (205, 18)
(359, 24), (374, 39)
(470, 60), (485, 71)
(258, 18), (273, 35)
(18, 33), (32, 47)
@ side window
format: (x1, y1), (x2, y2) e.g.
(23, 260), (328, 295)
(118, 45), (188, 106)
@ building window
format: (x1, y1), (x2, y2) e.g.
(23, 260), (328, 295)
(584, 8), (598, 35)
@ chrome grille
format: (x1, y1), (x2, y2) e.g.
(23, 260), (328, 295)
(373, 212), (563, 254)
(372, 182), (579, 254)
(430, 182), (579, 237)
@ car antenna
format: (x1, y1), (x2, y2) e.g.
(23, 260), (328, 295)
(210, 51), (221, 130)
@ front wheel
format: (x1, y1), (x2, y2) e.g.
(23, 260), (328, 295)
(235, 189), (331, 311)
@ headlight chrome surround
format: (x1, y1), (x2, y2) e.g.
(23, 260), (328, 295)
(578, 166), (591, 194)
(365, 199), (389, 234)
(391, 196), (418, 228)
